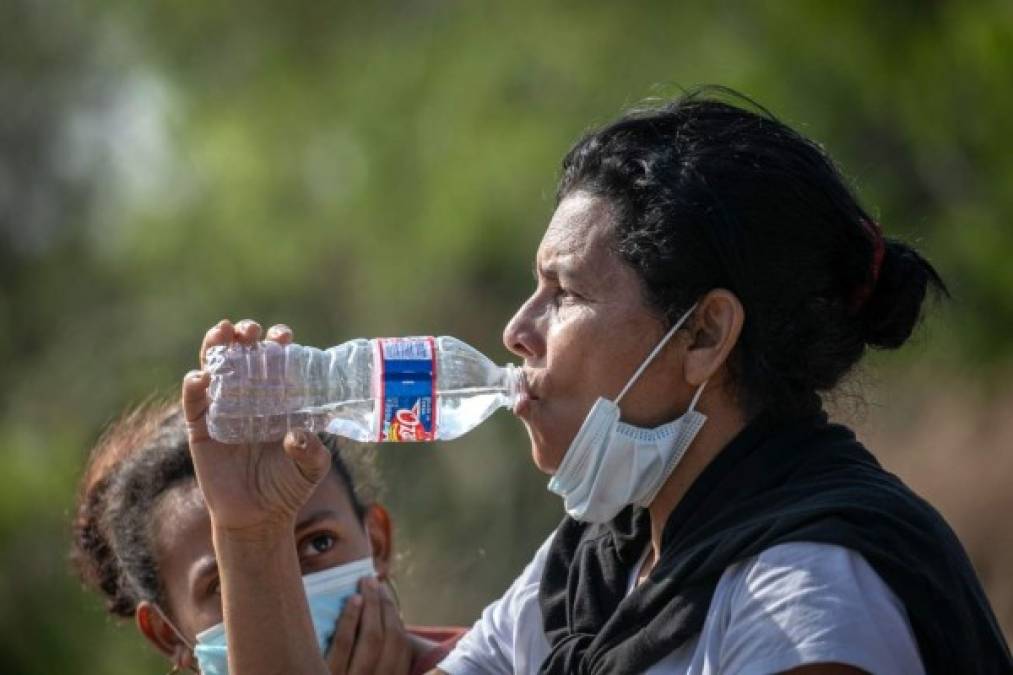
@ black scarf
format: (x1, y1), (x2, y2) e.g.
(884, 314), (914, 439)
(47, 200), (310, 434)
(538, 412), (1012, 675)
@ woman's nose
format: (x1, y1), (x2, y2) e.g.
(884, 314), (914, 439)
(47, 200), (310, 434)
(503, 298), (545, 362)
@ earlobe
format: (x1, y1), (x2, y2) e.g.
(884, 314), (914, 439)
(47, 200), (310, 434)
(174, 644), (197, 673)
(364, 504), (394, 579)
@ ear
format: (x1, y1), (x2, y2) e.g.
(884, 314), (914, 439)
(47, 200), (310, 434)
(364, 503), (393, 580)
(682, 289), (744, 387)
(136, 600), (192, 669)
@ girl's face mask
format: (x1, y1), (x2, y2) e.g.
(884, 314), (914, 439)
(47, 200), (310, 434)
(548, 303), (708, 524)
(159, 556), (376, 674)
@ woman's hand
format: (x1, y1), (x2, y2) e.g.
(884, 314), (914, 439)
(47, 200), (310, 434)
(326, 577), (413, 675)
(182, 318), (332, 534)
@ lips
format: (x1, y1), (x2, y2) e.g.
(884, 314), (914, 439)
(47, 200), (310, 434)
(513, 369), (541, 417)
(513, 394), (532, 417)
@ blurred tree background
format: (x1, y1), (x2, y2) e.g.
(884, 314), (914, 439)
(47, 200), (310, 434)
(1, 0), (1011, 671)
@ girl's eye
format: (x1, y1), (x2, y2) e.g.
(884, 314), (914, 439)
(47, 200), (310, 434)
(300, 533), (337, 558)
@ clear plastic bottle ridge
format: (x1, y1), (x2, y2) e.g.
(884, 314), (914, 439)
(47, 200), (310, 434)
(205, 336), (523, 443)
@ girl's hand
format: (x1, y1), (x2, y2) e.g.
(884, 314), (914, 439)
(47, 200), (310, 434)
(182, 319), (331, 534)
(326, 577), (413, 675)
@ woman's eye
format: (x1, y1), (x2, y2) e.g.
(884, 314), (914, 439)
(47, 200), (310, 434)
(554, 288), (579, 306)
(208, 577), (220, 596)
(300, 533), (337, 558)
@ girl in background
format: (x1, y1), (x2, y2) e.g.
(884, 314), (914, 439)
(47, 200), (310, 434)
(72, 398), (460, 674)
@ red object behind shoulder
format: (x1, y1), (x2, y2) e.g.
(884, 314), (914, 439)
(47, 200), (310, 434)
(408, 626), (468, 675)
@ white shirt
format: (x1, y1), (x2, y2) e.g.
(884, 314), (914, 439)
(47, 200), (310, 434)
(439, 536), (924, 675)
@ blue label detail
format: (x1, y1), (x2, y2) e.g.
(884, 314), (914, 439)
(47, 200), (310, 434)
(379, 338), (435, 442)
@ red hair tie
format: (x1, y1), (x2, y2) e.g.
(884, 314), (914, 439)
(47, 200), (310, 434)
(849, 219), (885, 314)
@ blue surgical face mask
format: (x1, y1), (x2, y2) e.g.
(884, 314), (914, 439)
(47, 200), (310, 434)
(159, 556), (376, 675)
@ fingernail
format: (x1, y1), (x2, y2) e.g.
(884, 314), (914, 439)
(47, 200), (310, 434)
(186, 370), (204, 381)
(217, 319), (230, 329)
(350, 595), (363, 608)
(270, 324), (292, 335)
(288, 430), (307, 447)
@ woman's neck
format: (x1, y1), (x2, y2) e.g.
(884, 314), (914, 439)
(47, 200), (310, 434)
(641, 400), (749, 580)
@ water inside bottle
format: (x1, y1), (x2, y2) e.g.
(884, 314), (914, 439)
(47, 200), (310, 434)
(205, 336), (522, 443)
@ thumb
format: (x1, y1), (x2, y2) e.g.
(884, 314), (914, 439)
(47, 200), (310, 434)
(283, 430), (331, 488)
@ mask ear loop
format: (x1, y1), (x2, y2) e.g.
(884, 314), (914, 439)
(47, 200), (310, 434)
(615, 302), (699, 406)
(150, 604), (198, 673)
(687, 378), (708, 412)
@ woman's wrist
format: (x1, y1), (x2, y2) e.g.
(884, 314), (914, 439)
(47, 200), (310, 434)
(211, 514), (294, 545)
(212, 517), (328, 675)
(211, 520), (298, 592)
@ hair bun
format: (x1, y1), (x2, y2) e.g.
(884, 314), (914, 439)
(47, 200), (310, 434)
(860, 239), (949, 349)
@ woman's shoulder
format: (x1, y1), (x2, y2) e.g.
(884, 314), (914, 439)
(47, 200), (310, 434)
(723, 541), (907, 606)
(733, 540), (891, 580)
(698, 541), (924, 675)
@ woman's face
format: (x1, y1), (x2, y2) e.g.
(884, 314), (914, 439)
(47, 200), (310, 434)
(503, 191), (694, 474)
(150, 471), (381, 642)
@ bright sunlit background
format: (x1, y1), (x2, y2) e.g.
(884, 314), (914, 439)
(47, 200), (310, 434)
(2, 2), (1011, 672)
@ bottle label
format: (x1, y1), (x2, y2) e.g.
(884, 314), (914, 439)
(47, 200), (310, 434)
(377, 337), (437, 442)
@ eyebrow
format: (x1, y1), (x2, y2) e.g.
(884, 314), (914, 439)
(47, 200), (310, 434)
(535, 258), (580, 281)
(295, 509), (345, 533)
(191, 554), (219, 593)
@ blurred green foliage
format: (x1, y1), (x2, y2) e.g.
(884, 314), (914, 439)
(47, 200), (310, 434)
(1, 1), (1011, 672)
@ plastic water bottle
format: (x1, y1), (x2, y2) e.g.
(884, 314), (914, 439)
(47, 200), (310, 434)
(205, 336), (523, 443)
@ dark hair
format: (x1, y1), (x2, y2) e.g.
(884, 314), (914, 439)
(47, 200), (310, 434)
(71, 398), (379, 618)
(558, 86), (948, 418)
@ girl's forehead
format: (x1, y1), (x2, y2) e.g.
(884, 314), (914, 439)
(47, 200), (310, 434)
(152, 481), (213, 563)
(300, 468), (361, 519)
(155, 479), (206, 520)
(152, 468), (364, 574)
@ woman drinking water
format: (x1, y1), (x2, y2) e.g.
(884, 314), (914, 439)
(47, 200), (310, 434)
(181, 88), (1011, 674)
